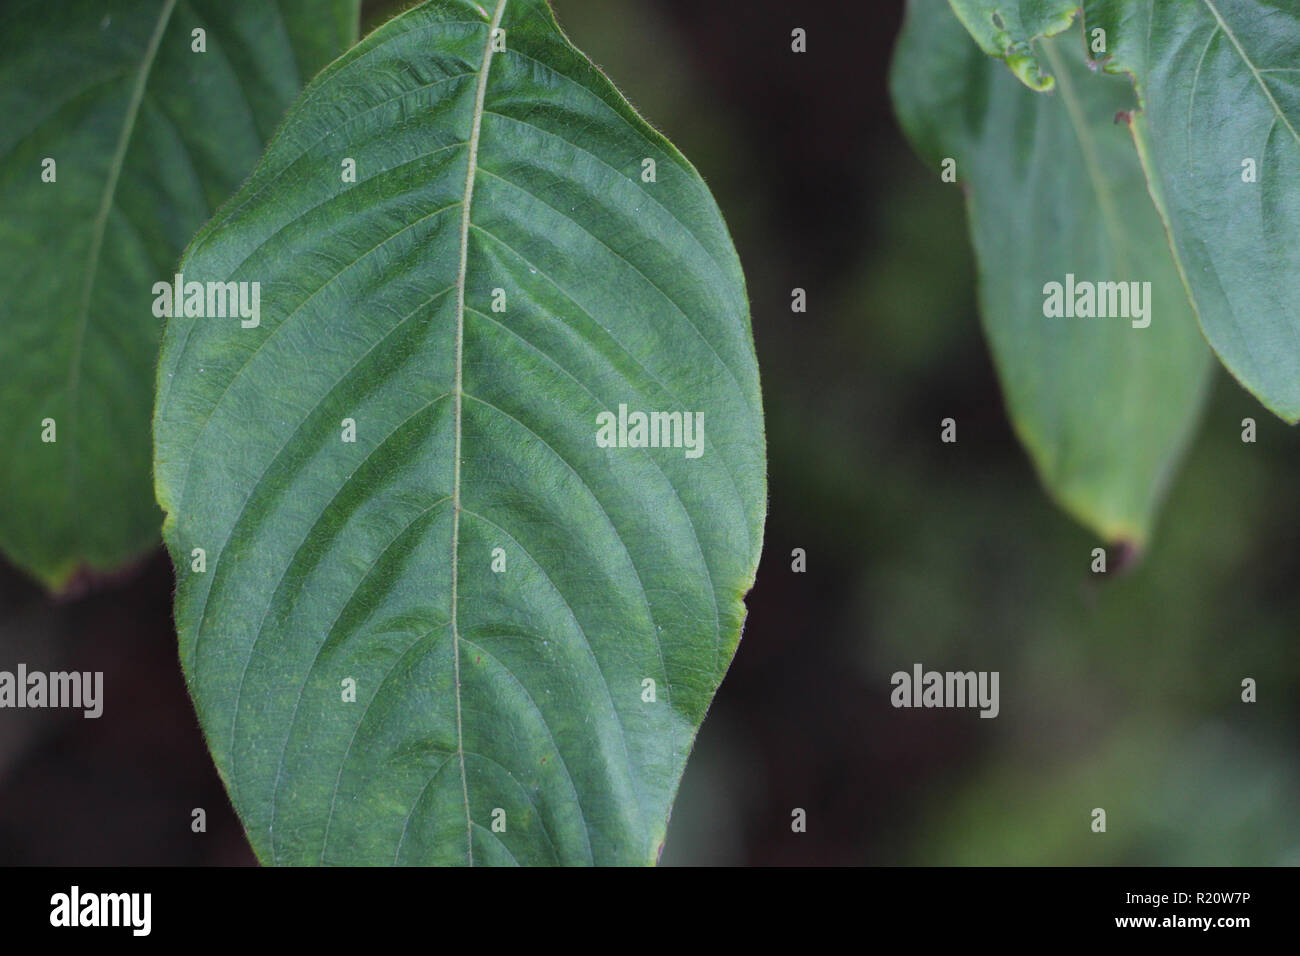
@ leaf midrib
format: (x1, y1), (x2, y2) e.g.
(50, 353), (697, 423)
(450, 0), (509, 869)
(1039, 38), (1128, 265)
(66, 0), (178, 531)
(1200, 0), (1300, 149)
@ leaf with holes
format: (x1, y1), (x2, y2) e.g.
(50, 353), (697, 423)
(945, 0), (1081, 90)
(153, 0), (765, 865)
(1086, 0), (1300, 422)
(891, 0), (1212, 545)
(0, 0), (357, 589)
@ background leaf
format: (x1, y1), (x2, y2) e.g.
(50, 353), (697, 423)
(891, 0), (1213, 546)
(945, 0), (1081, 90)
(0, 0), (358, 589)
(1086, 0), (1300, 423)
(153, 0), (765, 865)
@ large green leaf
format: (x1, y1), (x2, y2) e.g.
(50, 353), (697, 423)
(1086, 0), (1300, 423)
(946, 0), (1081, 90)
(153, 0), (765, 865)
(891, 0), (1212, 546)
(0, 0), (357, 589)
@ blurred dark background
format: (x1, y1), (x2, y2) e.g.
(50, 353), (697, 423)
(1, 0), (1297, 865)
